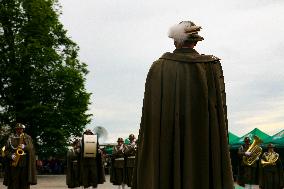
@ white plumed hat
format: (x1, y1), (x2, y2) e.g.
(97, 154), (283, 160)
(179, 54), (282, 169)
(168, 21), (204, 43)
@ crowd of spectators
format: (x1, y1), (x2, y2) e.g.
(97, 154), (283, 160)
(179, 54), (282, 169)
(36, 157), (65, 174)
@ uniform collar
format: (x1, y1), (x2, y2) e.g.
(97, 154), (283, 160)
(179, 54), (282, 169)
(173, 48), (199, 54)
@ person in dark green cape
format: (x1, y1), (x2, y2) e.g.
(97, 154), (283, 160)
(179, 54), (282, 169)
(111, 137), (126, 189)
(79, 129), (105, 189)
(124, 134), (137, 187)
(259, 143), (284, 189)
(3, 123), (37, 189)
(132, 21), (234, 189)
(66, 139), (81, 188)
(237, 137), (260, 188)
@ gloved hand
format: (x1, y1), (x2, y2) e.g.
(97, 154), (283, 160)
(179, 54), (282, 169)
(11, 154), (16, 160)
(21, 144), (25, 149)
(75, 148), (80, 153)
(245, 152), (251, 156)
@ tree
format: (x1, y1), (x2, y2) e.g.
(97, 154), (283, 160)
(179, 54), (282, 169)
(0, 0), (92, 157)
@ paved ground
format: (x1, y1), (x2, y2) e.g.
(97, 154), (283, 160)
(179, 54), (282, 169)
(0, 175), (248, 189)
(0, 175), (130, 189)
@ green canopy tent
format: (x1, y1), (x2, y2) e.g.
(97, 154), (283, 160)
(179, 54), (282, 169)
(104, 146), (113, 155)
(124, 138), (130, 145)
(230, 128), (271, 149)
(228, 131), (239, 179)
(263, 129), (284, 147)
(228, 132), (239, 145)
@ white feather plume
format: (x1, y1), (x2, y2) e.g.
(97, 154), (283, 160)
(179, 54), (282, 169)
(168, 22), (202, 43)
(168, 23), (189, 43)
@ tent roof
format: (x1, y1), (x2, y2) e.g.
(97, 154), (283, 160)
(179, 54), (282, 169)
(104, 146), (113, 155)
(270, 129), (284, 140)
(124, 138), (130, 144)
(263, 129), (284, 147)
(230, 128), (270, 148)
(228, 132), (239, 144)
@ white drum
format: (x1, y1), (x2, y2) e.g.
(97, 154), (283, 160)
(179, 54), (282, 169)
(83, 134), (97, 158)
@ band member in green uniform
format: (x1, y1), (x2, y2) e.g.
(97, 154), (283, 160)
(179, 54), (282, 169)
(66, 139), (81, 188)
(124, 134), (137, 187)
(259, 143), (284, 189)
(111, 137), (126, 189)
(3, 123), (37, 189)
(78, 129), (105, 189)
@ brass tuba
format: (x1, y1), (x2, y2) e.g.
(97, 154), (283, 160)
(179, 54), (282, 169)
(243, 135), (263, 166)
(261, 152), (279, 167)
(11, 133), (25, 167)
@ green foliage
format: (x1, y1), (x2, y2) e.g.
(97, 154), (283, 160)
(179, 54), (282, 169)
(0, 0), (92, 158)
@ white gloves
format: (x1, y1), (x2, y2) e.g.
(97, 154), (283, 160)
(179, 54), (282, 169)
(11, 154), (16, 160)
(245, 152), (252, 156)
(21, 144), (25, 149)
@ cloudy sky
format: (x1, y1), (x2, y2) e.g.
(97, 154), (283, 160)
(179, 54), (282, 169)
(59, 0), (284, 142)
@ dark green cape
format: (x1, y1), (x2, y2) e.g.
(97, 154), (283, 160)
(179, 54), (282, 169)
(3, 133), (37, 187)
(79, 137), (105, 188)
(132, 48), (234, 189)
(66, 149), (80, 188)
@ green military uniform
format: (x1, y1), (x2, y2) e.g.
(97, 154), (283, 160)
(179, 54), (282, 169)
(79, 135), (105, 188)
(66, 141), (81, 188)
(259, 149), (284, 189)
(237, 144), (259, 186)
(124, 141), (137, 187)
(111, 143), (126, 186)
(3, 132), (37, 189)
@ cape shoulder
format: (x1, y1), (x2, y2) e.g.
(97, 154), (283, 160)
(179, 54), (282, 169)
(159, 52), (220, 63)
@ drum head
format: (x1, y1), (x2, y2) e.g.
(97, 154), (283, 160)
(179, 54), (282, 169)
(83, 134), (97, 158)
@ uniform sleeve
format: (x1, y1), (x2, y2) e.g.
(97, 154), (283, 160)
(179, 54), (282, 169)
(5, 137), (14, 160)
(112, 147), (117, 156)
(23, 134), (34, 153)
(124, 145), (130, 155)
(125, 145), (136, 156)
(238, 146), (245, 156)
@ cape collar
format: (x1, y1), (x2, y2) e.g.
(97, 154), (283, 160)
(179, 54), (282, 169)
(160, 48), (220, 63)
(173, 48), (199, 54)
